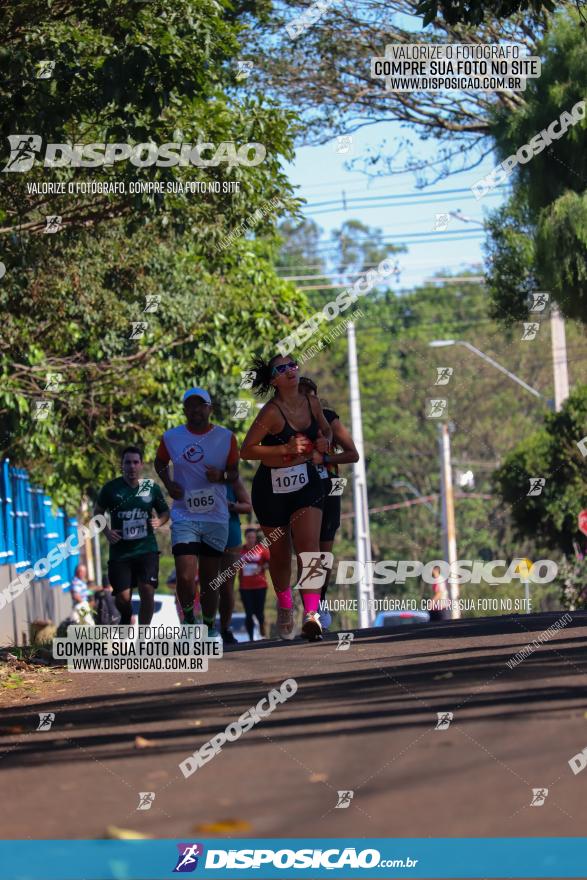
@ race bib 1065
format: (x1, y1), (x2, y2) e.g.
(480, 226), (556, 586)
(185, 488), (217, 512)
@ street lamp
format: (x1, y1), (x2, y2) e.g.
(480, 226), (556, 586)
(428, 339), (544, 401)
(428, 338), (547, 616)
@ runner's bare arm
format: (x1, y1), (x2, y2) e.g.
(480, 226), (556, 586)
(240, 403), (311, 465)
(206, 433), (240, 483)
(230, 476), (252, 514)
(150, 510), (170, 529)
(154, 440), (184, 499)
(309, 395), (333, 449)
(93, 503), (121, 544)
(327, 418), (359, 464)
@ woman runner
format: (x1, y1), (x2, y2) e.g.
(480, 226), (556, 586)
(238, 526), (270, 640)
(240, 354), (332, 641)
(298, 377), (359, 630)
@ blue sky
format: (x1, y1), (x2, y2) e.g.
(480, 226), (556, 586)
(283, 118), (507, 290)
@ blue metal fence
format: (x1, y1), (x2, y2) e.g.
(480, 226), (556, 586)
(0, 459), (79, 591)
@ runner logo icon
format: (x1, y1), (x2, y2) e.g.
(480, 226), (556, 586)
(296, 552), (334, 591)
(530, 788), (548, 806)
(3, 134), (41, 172)
(335, 790), (354, 808)
(173, 843), (204, 872)
(36, 712), (55, 731)
(336, 632), (354, 651)
(435, 711), (453, 730)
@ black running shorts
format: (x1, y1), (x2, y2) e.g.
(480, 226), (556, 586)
(320, 491), (341, 542)
(108, 552), (160, 594)
(252, 462), (326, 527)
(172, 541), (223, 558)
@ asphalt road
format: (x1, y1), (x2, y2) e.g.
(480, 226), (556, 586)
(1, 611), (586, 849)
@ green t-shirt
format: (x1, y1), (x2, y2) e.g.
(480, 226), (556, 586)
(96, 477), (169, 561)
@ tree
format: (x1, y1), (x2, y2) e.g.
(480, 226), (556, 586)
(416, 0), (559, 26)
(485, 11), (587, 324)
(0, 0), (307, 505)
(1, 0), (301, 239)
(331, 219), (393, 276)
(247, 0), (559, 183)
(280, 218), (583, 566)
(493, 385), (587, 555)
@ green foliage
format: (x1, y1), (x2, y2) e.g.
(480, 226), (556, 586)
(535, 190), (587, 321)
(0, 0), (308, 507)
(416, 0), (557, 26)
(277, 218), (581, 607)
(493, 385), (587, 554)
(485, 9), (587, 324)
(558, 555), (587, 609)
(1, 225), (307, 505)
(485, 196), (538, 324)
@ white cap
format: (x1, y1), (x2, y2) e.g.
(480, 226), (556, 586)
(183, 387), (212, 405)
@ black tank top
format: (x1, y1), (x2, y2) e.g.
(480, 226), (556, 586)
(262, 396), (320, 446)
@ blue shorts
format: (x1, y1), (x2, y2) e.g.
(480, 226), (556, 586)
(171, 519), (229, 557)
(226, 516), (242, 550)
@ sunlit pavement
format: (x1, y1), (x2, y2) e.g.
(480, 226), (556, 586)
(1, 611), (586, 841)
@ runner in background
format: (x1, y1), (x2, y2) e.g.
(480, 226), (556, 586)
(154, 387), (239, 638)
(240, 354), (332, 641)
(94, 579), (121, 625)
(429, 564), (451, 621)
(71, 563), (89, 602)
(220, 477), (252, 644)
(298, 377), (359, 630)
(238, 526), (270, 640)
(94, 446), (170, 624)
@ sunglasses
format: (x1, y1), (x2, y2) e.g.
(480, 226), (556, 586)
(271, 361), (299, 376)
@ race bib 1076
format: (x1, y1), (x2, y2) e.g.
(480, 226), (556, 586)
(271, 464), (308, 494)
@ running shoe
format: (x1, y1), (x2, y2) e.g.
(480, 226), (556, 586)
(222, 629), (238, 645)
(301, 611), (323, 641)
(277, 605), (295, 640)
(206, 626), (222, 641)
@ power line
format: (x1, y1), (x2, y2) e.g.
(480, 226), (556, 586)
(305, 185), (506, 210)
(340, 492), (493, 519)
(306, 193), (500, 217)
(308, 228), (483, 252)
(282, 270), (486, 283)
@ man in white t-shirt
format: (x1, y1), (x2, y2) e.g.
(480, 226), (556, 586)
(154, 388), (239, 637)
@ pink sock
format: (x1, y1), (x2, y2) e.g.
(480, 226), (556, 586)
(302, 592), (320, 614)
(276, 587), (293, 609)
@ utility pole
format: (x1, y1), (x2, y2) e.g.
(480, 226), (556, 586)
(550, 303), (570, 411)
(347, 321), (374, 627)
(92, 531), (102, 588)
(438, 423), (460, 619)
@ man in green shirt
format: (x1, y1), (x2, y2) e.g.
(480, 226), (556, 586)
(94, 446), (170, 624)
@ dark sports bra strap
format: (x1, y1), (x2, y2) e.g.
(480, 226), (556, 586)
(270, 399), (289, 427)
(270, 396), (315, 432)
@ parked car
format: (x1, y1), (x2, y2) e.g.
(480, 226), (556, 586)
(130, 598), (261, 641)
(216, 611), (262, 643)
(374, 610), (430, 627)
(131, 594), (180, 626)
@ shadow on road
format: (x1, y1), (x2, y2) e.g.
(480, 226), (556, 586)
(1, 613), (585, 768)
